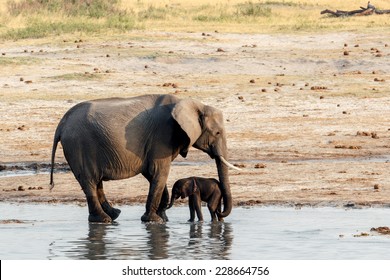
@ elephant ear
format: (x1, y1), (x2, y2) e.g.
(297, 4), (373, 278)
(172, 99), (203, 157)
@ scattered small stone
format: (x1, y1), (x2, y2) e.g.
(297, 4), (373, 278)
(238, 96), (244, 100)
(371, 132), (379, 139)
(254, 163), (266, 169)
(335, 145), (362, 149)
(371, 226), (390, 235)
(354, 44), (359, 47)
(234, 163), (246, 168)
(249, 79), (255, 83)
(162, 83), (178, 88)
(217, 48), (225, 52)
(374, 78), (385, 82)
(353, 232), (370, 237)
(0, 219), (24, 224)
(356, 131), (370, 136)
(17, 125), (26, 131)
(24, 80), (33, 84)
(310, 86), (328, 90)
(261, 88), (267, 92)
(373, 184), (380, 190)
(19, 77), (24, 82)
(18, 186), (25, 191)
(343, 50), (349, 55)
(106, 54), (110, 57)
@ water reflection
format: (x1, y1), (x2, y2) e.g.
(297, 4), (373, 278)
(59, 220), (233, 260)
(145, 223), (170, 259)
(187, 222), (233, 260)
(84, 223), (116, 260)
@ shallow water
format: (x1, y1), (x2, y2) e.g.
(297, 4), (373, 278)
(0, 203), (389, 260)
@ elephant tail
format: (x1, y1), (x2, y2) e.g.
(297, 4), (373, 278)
(49, 127), (61, 191)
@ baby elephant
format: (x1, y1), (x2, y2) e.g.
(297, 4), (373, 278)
(167, 177), (223, 222)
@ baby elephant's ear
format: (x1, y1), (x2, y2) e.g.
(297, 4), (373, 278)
(172, 99), (203, 155)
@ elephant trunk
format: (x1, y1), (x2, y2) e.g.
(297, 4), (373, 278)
(216, 156), (232, 218)
(167, 192), (175, 209)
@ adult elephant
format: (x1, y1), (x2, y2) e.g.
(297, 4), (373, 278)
(50, 94), (238, 223)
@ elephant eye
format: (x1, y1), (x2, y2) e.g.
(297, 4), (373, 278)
(216, 131), (221, 136)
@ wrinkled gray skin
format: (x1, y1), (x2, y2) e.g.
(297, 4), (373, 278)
(167, 177), (224, 222)
(50, 94), (232, 223)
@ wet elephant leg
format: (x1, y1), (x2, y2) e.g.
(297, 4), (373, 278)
(79, 179), (112, 223)
(141, 174), (169, 223)
(188, 196), (196, 222)
(97, 181), (121, 221)
(157, 185), (169, 222)
(194, 195), (203, 222)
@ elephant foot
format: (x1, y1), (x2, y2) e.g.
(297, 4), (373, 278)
(88, 213), (112, 224)
(110, 208), (121, 221)
(141, 212), (164, 223)
(157, 210), (169, 222)
(101, 201), (121, 221)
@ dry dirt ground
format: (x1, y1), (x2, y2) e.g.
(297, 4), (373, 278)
(1, 30), (390, 210)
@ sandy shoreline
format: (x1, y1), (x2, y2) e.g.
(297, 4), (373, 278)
(1, 30), (390, 209)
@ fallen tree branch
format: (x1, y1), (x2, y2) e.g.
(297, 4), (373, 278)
(321, 2), (390, 17)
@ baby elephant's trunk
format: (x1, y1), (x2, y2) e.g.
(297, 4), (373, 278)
(167, 194), (175, 209)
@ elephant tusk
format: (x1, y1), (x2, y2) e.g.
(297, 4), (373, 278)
(220, 156), (242, 171)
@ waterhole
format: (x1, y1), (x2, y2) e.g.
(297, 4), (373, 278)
(0, 203), (389, 260)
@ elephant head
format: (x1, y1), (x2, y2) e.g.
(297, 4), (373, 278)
(167, 178), (198, 209)
(172, 99), (239, 218)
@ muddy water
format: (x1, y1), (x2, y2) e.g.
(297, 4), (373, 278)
(0, 203), (389, 260)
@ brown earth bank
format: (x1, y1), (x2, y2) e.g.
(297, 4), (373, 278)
(0, 30), (390, 210)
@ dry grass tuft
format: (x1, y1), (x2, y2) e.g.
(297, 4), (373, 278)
(1, 0), (390, 39)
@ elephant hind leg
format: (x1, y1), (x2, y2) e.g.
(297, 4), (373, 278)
(97, 181), (121, 221)
(79, 179), (112, 223)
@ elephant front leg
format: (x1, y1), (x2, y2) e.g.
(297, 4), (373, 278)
(156, 185), (169, 222)
(141, 174), (169, 223)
